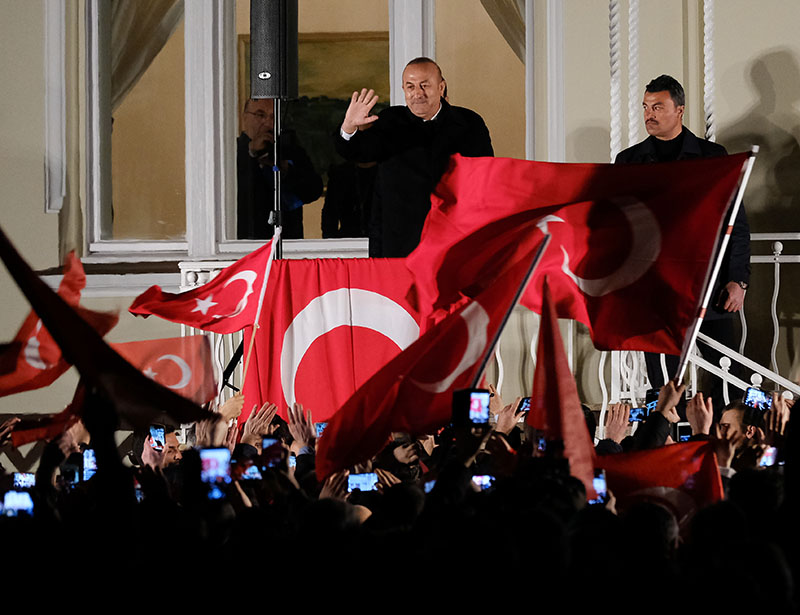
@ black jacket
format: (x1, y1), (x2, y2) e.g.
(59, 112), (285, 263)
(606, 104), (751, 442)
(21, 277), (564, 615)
(615, 127), (750, 319)
(335, 99), (493, 257)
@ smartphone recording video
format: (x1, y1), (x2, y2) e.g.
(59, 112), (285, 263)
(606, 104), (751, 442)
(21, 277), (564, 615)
(348, 472), (379, 492)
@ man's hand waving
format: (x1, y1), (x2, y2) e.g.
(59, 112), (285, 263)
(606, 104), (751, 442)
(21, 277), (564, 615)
(341, 88), (380, 134)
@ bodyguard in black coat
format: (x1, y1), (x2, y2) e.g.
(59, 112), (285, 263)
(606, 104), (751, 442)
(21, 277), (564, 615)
(335, 58), (493, 257)
(616, 75), (750, 411)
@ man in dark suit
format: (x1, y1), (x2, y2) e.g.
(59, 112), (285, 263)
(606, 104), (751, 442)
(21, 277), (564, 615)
(335, 57), (493, 257)
(615, 75), (750, 412)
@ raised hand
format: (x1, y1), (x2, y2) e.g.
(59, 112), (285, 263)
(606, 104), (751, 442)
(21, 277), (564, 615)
(686, 392), (713, 436)
(495, 398), (524, 435)
(713, 422), (745, 469)
(0, 417), (19, 447)
(319, 470), (349, 501)
(141, 435), (167, 469)
(656, 380), (685, 423)
(288, 402), (316, 451)
(604, 403), (630, 443)
(375, 468), (401, 492)
(341, 88), (380, 134)
(241, 401), (278, 448)
(393, 442), (420, 465)
(218, 393), (245, 422)
(488, 383), (505, 416)
(763, 393), (790, 447)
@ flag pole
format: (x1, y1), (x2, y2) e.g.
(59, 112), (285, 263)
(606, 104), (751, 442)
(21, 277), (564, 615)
(675, 146), (758, 382)
(471, 234), (552, 386)
(241, 227), (281, 387)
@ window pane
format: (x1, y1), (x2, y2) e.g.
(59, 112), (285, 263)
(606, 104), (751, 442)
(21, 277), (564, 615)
(109, 18), (185, 240)
(230, 0), (389, 241)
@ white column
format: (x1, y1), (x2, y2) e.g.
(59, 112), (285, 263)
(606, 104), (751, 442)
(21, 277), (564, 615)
(389, 0), (436, 107)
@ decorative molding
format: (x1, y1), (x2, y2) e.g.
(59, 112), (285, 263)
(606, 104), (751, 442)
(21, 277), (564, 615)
(608, 0), (622, 161)
(185, 0), (234, 258)
(626, 0), (640, 147)
(44, 0), (66, 214)
(524, 0), (535, 160)
(85, 0), (112, 244)
(40, 272), (181, 297)
(703, 0), (716, 141)
(545, 0), (565, 162)
(388, 0), (436, 107)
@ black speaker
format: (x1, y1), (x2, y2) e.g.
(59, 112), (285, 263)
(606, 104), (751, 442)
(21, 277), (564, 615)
(250, 0), (298, 100)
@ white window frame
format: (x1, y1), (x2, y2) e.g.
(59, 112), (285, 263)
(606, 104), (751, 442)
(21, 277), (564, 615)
(80, 0), (441, 263)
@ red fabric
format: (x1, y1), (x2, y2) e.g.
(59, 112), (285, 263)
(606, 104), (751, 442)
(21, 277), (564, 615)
(0, 252), (118, 397)
(0, 226), (212, 429)
(129, 238), (275, 334)
(241, 258), (422, 424)
(527, 278), (597, 499)
(407, 153), (749, 353)
(11, 385), (85, 448)
(596, 441), (724, 525)
(315, 250), (541, 480)
(111, 335), (217, 404)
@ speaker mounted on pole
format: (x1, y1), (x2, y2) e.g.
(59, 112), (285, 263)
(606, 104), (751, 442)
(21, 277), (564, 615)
(250, 0), (298, 100)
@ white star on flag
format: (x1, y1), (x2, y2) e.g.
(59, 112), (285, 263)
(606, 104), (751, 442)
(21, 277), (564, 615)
(192, 295), (218, 316)
(143, 367), (157, 379)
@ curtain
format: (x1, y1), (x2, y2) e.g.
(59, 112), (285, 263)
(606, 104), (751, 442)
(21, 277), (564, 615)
(110, 0), (184, 112)
(480, 0), (525, 63)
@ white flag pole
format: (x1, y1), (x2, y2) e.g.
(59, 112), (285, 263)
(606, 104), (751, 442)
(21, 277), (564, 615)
(241, 226), (281, 385)
(675, 146), (758, 382)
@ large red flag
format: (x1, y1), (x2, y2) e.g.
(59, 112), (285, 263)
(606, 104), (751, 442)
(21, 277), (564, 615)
(241, 258), (422, 424)
(407, 153), (749, 353)
(112, 335), (217, 404)
(316, 241), (544, 480)
(0, 252), (118, 397)
(527, 277), (597, 499)
(596, 441), (724, 529)
(0, 225), (212, 429)
(129, 238), (276, 334)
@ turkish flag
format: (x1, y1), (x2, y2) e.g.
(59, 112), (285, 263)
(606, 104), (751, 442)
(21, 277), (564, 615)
(10, 384), (85, 448)
(129, 237), (276, 334)
(241, 258), (422, 424)
(112, 335), (217, 404)
(0, 252), (118, 397)
(407, 153), (749, 353)
(596, 441), (724, 529)
(316, 249), (542, 480)
(0, 225), (212, 429)
(527, 278), (597, 499)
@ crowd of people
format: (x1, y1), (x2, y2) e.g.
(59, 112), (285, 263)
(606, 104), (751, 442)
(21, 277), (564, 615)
(0, 380), (795, 610)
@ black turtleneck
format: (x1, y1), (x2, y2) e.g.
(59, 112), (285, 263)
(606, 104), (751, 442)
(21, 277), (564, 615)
(651, 128), (685, 162)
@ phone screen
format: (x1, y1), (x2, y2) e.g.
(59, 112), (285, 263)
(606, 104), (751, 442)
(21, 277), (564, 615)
(347, 473), (379, 492)
(261, 437), (285, 469)
(149, 425), (165, 451)
(744, 387), (772, 411)
(83, 449), (97, 482)
(471, 474), (494, 491)
(2, 491), (34, 517)
(469, 391), (491, 424)
(315, 422), (328, 438)
(630, 407), (647, 422)
(13, 473), (35, 489)
(517, 397), (531, 413)
(589, 470), (608, 505)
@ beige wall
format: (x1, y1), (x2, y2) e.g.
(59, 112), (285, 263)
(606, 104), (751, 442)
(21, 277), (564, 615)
(436, 0), (525, 159)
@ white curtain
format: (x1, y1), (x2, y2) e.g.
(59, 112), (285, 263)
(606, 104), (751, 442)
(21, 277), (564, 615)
(480, 0), (525, 63)
(110, 0), (184, 112)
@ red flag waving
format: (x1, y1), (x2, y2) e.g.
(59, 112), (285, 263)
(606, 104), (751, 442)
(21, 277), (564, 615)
(527, 277), (597, 498)
(242, 258), (422, 424)
(316, 245), (543, 480)
(596, 441), (724, 529)
(407, 153), (748, 353)
(0, 226), (212, 429)
(0, 252), (118, 397)
(112, 335), (217, 404)
(129, 238), (276, 334)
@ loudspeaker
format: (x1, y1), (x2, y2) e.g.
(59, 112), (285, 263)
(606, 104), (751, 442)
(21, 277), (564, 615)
(250, 0), (298, 100)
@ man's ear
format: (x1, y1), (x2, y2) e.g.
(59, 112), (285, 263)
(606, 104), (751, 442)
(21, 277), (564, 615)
(677, 105), (685, 121)
(745, 424), (757, 439)
(439, 78), (447, 99)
